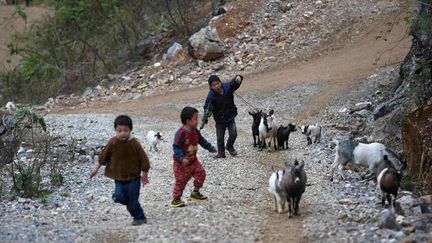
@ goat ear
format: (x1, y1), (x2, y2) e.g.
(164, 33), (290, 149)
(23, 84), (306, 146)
(248, 111), (253, 116)
(300, 160), (305, 169)
(269, 109), (274, 116)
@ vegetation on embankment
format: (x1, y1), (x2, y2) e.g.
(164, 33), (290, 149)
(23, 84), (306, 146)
(0, 0), (219, 104)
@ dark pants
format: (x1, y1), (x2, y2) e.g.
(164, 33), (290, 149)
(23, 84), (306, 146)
(216, 120), (237, 153)
(112, 177), (145, 220)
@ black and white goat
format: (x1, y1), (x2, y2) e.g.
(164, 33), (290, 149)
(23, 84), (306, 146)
(249, 110), (262, 147)
(258, 110), (278, 151)
(277, 124), (296, 150)
(301, 124), (321, 145)
(376, 155), (404, 211)
(329, 140), (405, 180)
(146, 131), (163, 151)
(281, 160), (307, 218)
(268, 168), (287, 213)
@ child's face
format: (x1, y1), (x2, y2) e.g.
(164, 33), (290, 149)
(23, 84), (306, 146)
(210, 80), (222, 93)
(116, 125), (131, 140)
(186, 112), (199, 128)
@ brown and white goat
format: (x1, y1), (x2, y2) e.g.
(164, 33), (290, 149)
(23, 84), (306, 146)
(376, 155), (404, 211)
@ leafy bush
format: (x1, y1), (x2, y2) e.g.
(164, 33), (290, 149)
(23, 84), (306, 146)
(0, 0), (218, 104)
(11, 165), (42, 197)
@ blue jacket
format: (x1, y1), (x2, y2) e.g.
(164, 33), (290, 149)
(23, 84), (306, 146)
(203, 78), (241, 124)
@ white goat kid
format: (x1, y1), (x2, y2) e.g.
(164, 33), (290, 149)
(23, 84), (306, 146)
(258, 110), (278, 151)
(268, 169), (287, 213)
(301, 124), (321, 145)
(5, 101), (16, 113)
(146, 131), (163, 151)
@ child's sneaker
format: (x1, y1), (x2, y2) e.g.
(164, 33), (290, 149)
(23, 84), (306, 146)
(171, 200), (186, 208)
(188, 191), (208, 202)
(132, 218), (147, 226)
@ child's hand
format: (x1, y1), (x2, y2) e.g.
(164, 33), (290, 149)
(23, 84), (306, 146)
(210, 147), (217, 153)
(235, 75), (243, 84)
(141, 173), (149, 186)
(90, 168), (98, 179)
(182, 156), (190, 165)
(90, 164), (101, 179)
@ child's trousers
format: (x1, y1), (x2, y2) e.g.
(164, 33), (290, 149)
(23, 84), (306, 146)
(112, 177), (146, 220)
(173, 160), (206, 200)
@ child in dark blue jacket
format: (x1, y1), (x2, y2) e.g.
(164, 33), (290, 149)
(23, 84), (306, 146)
(203, 74), (243, 158)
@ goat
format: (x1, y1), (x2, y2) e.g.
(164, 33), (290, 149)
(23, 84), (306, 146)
(376, 155), (403, 211)
(329, 140), (387, 180)
(5, 102), (16, 113)
(146, 131), (163, 151)
(268, 168), (287, 213)
(277, 124), (296, 150)
(301, 124), (321, 145)
(281, 160), (307, 218)
(248, 110), (262, 147)
(258, 110), (278, 151)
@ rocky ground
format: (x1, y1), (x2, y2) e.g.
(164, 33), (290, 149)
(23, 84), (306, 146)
(1, 64), (431, 242)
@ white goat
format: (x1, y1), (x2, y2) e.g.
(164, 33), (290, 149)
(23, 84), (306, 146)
(146, 131), (163, 151)
(258, 110), (278, 151)
(330, 140), (387, 180)
(5, 101), (16, 113)
(301, 124), (321, 145)
(268, 169), (287, 213)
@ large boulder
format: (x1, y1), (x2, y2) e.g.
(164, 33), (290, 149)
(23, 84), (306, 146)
(188, 26), (225, 61)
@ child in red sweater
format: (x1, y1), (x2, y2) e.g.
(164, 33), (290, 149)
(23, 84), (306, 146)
(171, 106), (217, 207)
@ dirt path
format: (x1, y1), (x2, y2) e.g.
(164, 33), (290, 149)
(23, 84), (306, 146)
(59, 6), (411, 120)
(49, 6), (412, 243)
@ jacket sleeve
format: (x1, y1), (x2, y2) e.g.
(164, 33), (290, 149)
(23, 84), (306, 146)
(135, 140), (150, 172)
(228, 75), (242, 93)
(98, 138), (113, 166)
(203, 92), (212, 112)
(173, 129), (185, 163)
(198, 130), (214, 151)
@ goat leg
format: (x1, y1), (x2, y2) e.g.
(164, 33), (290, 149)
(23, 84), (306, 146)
(253, 135), (257, 147)
(329, 158), (339, 180)
(273, 195), (277, 212)
(386, 194), (392, 208)
(281, 198), (287, 212)
(338, 164), (346, 180)
(307, 137), (312, 145)
(294, 196), (301, 215)
(287, 197), (293, 218)
(381, 194), (386, 207)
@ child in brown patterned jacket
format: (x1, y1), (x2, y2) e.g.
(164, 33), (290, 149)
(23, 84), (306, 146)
(90, 115), (150, 225)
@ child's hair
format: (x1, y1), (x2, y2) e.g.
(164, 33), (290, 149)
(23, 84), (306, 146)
(180, 106), (198, 125)
(114, 115), (133, 130)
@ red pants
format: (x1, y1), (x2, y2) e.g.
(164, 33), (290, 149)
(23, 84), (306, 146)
(173, 160), (206, 200)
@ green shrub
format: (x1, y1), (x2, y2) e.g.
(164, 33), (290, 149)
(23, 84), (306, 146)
(0, 0), (218, 104)
(50, 172), (64, 187)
